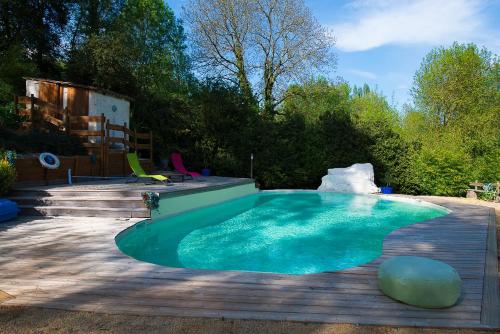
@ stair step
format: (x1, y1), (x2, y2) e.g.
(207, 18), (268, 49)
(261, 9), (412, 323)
(10, 189), (147, 198)
(10, 196), (146, 209)
(18, 205), (150, 218)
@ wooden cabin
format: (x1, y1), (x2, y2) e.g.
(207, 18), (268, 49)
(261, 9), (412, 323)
(13, 78), (154, 184)
(24, 77), (131, 140)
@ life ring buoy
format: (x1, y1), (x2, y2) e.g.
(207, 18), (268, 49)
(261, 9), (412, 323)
(39, 152), (60, 170)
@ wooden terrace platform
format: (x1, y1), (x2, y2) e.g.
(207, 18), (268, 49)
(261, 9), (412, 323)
(0, 197), (498, 329)
(13, 175), (253, 195)
(10, 176), (254, 218)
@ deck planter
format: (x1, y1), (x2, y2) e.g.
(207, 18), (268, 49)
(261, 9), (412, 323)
(0, 199), (19, 222)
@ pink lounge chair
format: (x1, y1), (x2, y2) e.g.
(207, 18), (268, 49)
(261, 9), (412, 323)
(170, 152), (201, 177)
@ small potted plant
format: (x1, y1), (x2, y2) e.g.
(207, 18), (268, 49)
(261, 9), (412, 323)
(201, 153), (211, 176)
(200, 139), (215, 177)
(380, 173), (394, 194)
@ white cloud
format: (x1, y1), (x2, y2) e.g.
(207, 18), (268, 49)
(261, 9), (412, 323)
(346, 68), (377, 80)
(330, 0), (495, 52)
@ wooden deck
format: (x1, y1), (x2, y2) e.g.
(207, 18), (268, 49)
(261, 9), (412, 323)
(0, 197), (498, 329)
(13, 175), (252, 195)
(10, 176), (253, 218)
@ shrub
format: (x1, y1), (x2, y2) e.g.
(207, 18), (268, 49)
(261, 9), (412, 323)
(409, 144), (471, 197)
(0, 159), (16, 196)
(0, 129), (86, 156)
(478, 183), (496, 201)
(0, 101), (22, 129)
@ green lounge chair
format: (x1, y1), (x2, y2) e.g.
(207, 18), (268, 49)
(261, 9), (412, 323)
(126, 153), (172, 185)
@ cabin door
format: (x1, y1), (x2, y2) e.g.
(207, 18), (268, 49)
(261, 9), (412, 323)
(66, 87), (89, 116)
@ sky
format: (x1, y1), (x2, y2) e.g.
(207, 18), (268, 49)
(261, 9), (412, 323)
(167, 0), (500, 108)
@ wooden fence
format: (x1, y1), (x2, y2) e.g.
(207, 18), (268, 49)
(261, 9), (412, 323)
(104, 121), (153, 176)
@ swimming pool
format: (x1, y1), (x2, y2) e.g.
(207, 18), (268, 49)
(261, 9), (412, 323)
(116, 191), (449, 275)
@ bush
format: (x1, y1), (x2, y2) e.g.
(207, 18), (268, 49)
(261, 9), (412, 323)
(0, 129), (86, 156)
(478, 183), (497, 201)
(0, 159), (16, 195)
(409, 144), (471, 197)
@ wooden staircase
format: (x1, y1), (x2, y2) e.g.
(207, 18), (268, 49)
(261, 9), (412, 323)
(9, 188), (150, 218)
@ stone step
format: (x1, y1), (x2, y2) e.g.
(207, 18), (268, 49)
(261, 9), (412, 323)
(18, 205), (150, 218)
(9, 189), (148, 198)
(10, 196), (147, 209)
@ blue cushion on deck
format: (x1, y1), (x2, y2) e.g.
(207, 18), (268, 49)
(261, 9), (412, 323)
(378, 256), (462, 308)
(0, 199), (18, 222)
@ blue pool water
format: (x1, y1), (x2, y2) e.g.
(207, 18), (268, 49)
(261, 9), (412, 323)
(116, 192), (448, 274)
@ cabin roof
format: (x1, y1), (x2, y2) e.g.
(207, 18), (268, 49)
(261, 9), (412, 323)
(24, 77), (133, 102)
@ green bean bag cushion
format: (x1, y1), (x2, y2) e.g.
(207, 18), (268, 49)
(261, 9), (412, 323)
(378, 256), (462, 308)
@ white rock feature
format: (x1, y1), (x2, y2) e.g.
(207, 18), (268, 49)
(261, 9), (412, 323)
(318, 163), (379, 193)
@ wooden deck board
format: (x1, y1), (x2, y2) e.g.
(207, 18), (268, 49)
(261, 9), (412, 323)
(0, 197), (497, 329)
(480, 208), (500, 327)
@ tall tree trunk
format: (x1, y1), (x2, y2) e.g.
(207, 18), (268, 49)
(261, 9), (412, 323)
(263, 82), (274, 115)
(234, 43), (253, 104)
(263, 60), (275, 116)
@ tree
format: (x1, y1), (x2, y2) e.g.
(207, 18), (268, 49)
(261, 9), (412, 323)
(184, 0), (255, 104)
(406, 42), (500, 193)
(0, 0), (70, 77)
(350, 89), (399, 134)
(66, 0), (191, 95)
(411, 43), (498, 129)
(66, 0), (124, 50)
(283, 77), (350, 122)
(184, 0), (334, 115)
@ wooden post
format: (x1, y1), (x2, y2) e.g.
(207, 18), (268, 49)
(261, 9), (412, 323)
(124, 122), (128, 151)
(105, 119), (110, 177)
(123, 122), (128, 176)
(100, 113), (105, 176)
(56, 83), (61, 109)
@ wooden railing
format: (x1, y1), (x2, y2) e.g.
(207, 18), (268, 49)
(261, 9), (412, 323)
(15, 94), (65, 130)
(103, 120), (153, 176)
(132, 129), (153, 163)
(67, 114), (106, 175)
(104, 121), (129, 176)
